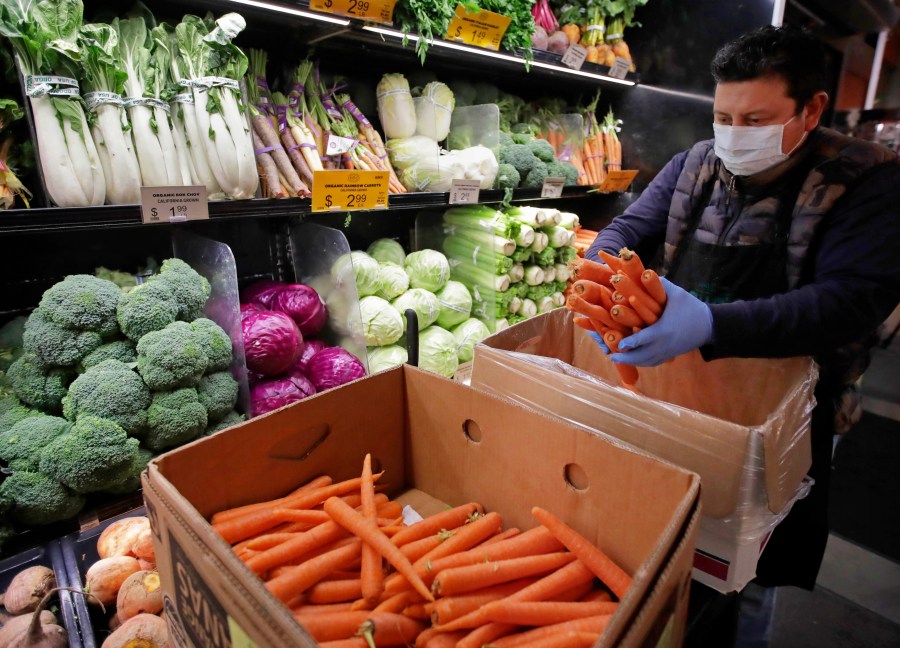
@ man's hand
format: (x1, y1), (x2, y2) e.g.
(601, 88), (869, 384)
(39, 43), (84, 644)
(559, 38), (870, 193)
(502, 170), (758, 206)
(611, 277), (714, 367)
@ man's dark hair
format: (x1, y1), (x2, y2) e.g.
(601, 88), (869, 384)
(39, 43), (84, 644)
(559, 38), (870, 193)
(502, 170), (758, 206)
(711, 25), (828, 111)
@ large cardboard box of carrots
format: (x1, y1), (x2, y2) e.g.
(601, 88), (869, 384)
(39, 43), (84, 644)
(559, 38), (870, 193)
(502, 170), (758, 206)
(470, 307), (818, 592)
(142, 365), (700, 648)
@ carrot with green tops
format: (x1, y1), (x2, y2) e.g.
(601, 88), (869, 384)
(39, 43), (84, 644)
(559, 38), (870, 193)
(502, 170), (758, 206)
(641, 269), (668, 306)
(532, 506), (632, 599)
(610, 273), (662, 317)
(603, 330), (640, 390)
(610, 304), (644, 329)
(390, 503), (483, 547)
(492, 615), (612, 648)
(266, 538), (362, 603)
(211, 474), (334, 524)
(432, 551), (576, 597)
(628, 294), (660, 325)
(324, 496), (435, 602)
(567, 257), (615, 287)
(360, 453), (384, 606)
(482, 600), (619, 625)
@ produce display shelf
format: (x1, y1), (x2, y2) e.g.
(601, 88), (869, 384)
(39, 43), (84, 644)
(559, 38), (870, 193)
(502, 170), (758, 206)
(0, 186), (600, 234)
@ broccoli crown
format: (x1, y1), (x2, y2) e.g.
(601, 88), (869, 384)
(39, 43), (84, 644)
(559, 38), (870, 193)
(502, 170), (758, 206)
(0, 317), (27, 372)
(0, 394), (20, 419)
(190, 319), (233, 372)
(511, 122), (535, 135)
(197, 371), (239, 423)
(78, 339), (137, 373)
(156, 258), (211, 322)
(23, 309), (104, 368)
(498, 132), (514, 148)
(528, 139), (556, 163)
(202, 410), (245, 437)
(63, 359), (150, 435)
(493, 163), (521, 191)
(0, 414), (72, 471)
(547, 160), (579, 186)
(39, 274), (121, 337)
(511, 133), (534, 145)
(0, 471), (85, 526)
(104, 447), (153, 495)
(0, 400), (40, 435)
(136, 322), (209, 391)
(116, 281), (179, 342)
(522, 160), (550, 189)
(498, 144), (537, 177)
(7, 352), (72, 412)
(39, 415), (140, 494)
(144, 388), (208, 451)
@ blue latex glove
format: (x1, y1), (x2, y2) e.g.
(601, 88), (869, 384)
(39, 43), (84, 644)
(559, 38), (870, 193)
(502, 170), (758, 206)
(576, 317), (611, 353)
(611, 277), (714, 367)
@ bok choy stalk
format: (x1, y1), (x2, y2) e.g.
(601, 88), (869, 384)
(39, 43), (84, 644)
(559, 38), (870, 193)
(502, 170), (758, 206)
(174, 13), (257, 199)
(151, 23), (197, 186)
(0, 0), (104, 206)
(115, 17), (179, 186)
(79, 23), (141, 204)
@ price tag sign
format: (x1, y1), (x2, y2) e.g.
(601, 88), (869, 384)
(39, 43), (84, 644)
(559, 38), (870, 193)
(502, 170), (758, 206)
(309, 0), (396, 24)
(326, 134), (357, 156)
(541, 177), (565, 199)
(312, 170), (389, 212)
(560, 44), (588, 70)
(140, 186), (209, 224)
(446, 5), (511, 51)
(449, 179), (481, 205)
(608, 56), (631, 80)
(598, 169), (639, 193)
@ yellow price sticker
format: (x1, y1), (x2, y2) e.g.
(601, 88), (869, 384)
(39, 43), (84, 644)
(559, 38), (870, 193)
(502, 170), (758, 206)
(312, 170), (390, 213)
(309, 0), (396, 24)
(445, 5), (512, 51)
(598, 169), (639, 193)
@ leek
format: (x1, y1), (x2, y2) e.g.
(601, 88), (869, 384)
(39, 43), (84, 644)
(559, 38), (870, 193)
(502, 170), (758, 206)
(515, 223), (535, 248)
(508, 296), (523, 315)
(558, 211), (580, 229)
(543, 265), (557, 283)
(530, 232), (549, 254)
(537, 296), (555, 313)
(509, 263), (525, 283)
(552, 292), (566, 307)
(542, 208), (562, 225)
(524, 265), (544, 286)
(521, 299), (538, 318)
(554, 263), (570, 282)
(543, 226), (571, 249)
(506, 206), (546, 228)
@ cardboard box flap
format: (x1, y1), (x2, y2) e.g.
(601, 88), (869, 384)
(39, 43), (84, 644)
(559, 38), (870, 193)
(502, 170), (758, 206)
(474, 309), (817, 515)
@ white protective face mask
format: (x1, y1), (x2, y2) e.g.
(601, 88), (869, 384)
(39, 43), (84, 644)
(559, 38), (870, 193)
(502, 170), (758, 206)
(713, 114), (807, 176)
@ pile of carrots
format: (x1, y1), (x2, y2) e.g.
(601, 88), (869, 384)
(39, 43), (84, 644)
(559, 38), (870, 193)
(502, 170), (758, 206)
(565, 249), (667, 392)
(571, 227), (600, 257)
(211, 454), (633, 648)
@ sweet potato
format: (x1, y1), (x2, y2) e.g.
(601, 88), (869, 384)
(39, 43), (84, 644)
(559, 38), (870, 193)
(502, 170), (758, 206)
(97, 518), (151, 559)
(85, 556), (142, 607)
(101, 614), (170, 648)
(2, 567), (56, 615)
(116, 572), (163, 623)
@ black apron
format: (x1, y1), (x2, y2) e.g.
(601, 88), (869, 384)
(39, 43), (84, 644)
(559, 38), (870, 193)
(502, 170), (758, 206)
(667, 171), (830, 590)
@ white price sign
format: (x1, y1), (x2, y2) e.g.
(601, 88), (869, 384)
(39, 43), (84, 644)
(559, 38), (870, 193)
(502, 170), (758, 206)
(449, 179), (481, 205)
(326, 134), (356, 155)
(141, 186), (209, 224)
(540, 177), (565, 199)
(561, 44), (588, 70)
(609, 57), (631, 80)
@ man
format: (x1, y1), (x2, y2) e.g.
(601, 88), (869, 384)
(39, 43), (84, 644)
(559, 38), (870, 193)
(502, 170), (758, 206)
(586, 24), (900, 645)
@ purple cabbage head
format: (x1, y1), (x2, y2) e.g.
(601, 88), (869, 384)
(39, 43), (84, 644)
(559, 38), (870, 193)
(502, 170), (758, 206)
(250, 371), (317, 416)
(304, 347), (366, 392)
(241, 309), (304, 377)
(296, 339), (328, 373)
(269, 284), (328, 337)
(242, 280), (286, 308)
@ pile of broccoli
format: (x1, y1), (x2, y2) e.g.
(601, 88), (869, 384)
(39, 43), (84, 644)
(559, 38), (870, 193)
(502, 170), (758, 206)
(494, 126), (579, 191)
(0, 257), (245, 529)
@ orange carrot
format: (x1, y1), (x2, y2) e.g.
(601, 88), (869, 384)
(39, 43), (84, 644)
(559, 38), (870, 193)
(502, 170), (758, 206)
(604, 330), (640, 389)
(567, 294), (629, 335)
(307, 579), (363, 604)
(424, 631), (467, 648)
(581, 589), (613, 602)
(567, 257), (615, 287)
(610, 304), (644, 329)
(211, 474), (334, 524)
(374, 590), (419, 613)
(628, 294), (660, 326)
(317, 639), (367, 648)
(293, 610), (425, 644)
(492, 615), (612, 648)
(432, 551), (576, 597)
(458, 621), (518, 648)
(610, 274), (662, 317)
(480, 528), (520, 546)
(612, 290), (628, 305)
(360, 454), (384, 606)
(573, 316), (600, 334)
(401, 534), (445, 562)
(245, 520), (347, 575)
(242, 532), (302, 551)
(293, 601), (355, 616)
(572, 280), (608, 305)
(403, 603), (430, 620)
(266, 538), (362, 603)
(511, 631), (600, 648)
(416, 511), (503, 567)
(617, 247), (646, 285)
(324, 497), (435, 602)
(597, 250), (626, 273)
(270, 509), (331, 524)
(641, 269), (668, 306)
(532, 507), (632, 600)
(390, 503), (483, 547)
(482, 600), (619, 625)
(430, 579), (541, 626)
(414, 627), (442, 648)
(598, 285), (616, 311)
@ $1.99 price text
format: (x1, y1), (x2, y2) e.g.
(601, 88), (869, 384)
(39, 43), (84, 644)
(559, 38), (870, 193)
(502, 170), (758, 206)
(140, 186), (209, 224)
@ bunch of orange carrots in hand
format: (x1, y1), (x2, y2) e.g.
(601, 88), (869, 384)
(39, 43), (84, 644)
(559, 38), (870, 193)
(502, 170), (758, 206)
(211, 454), (633, 647)
(565, 248), (668, 392)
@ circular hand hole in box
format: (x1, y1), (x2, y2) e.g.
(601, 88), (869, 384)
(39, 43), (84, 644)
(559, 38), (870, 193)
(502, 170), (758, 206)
(463, 420), (482, 443)
(564, 463), (589, 491)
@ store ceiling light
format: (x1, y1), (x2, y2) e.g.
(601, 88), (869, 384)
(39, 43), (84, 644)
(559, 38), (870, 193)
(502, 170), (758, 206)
(222, 0), (351, 26)
(362, 26), (636, 86)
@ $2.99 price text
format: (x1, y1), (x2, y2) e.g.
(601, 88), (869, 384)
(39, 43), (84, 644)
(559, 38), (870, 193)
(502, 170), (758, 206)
(323, 193), (368, 209)
(312, 0), (395, 22)
(312, 170), (390, 213)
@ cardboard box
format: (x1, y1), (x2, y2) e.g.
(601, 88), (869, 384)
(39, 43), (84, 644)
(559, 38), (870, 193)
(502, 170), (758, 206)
(471, 309), (817, 592)
(143, 365), (699, 648)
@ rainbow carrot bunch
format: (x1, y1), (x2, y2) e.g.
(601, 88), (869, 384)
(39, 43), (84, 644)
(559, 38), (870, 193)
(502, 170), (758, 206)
(210, 455), (633, 647)
(564, 248), (667, 391)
